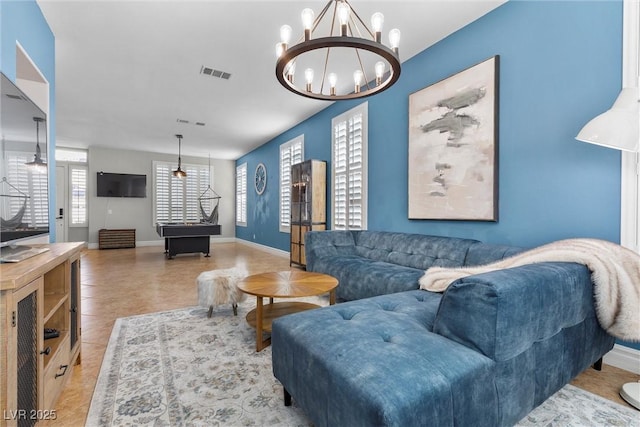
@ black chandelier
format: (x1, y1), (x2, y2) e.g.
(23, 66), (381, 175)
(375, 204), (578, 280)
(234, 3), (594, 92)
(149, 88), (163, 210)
(173, 134), (187, 178)
(275, 0), (401, 101)
(25, 116), (47, 173)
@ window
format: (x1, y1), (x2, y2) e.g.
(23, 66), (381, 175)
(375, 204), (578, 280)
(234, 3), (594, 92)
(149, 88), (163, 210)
(4, 151), (48, 227)
(55, 148), (87, 163)
(56, 147), (88, 227)
(279, 136), (304, 232)
(69, 166), (87, 226)
(331, 103), (368, 230)
(236, 163), (247, 226)
(620, 0), (639, 253)
(153, 161), (212, 223)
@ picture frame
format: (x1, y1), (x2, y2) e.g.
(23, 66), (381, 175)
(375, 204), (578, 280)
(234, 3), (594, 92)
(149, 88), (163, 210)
(408, 55), (499, 221)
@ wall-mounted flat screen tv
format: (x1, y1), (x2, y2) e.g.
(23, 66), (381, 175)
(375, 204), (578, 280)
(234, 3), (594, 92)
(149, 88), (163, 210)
(0, 72), (50, 248)
(97, 172), (147, 198)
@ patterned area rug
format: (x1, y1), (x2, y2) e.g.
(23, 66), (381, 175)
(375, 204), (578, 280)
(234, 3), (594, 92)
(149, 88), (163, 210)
(87, 300), (639, 426)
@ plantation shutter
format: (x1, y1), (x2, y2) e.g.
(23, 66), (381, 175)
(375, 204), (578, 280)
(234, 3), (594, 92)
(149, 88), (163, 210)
(332, 103), (367, 231)
(4, 151), (49, 228)
(347, 114), (363, 229)
(154, 161), (211, 224)
(70, 166), (87, 226)
(185, 166), (198, 222)
(154, 163), (171, 223)
(333, 122), (348, 230)
(236, 163), (247, 225)
(280, 136), (304, 232)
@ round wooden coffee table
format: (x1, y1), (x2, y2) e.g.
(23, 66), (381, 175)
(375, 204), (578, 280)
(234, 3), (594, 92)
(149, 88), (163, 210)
(237, 270), (338, 351)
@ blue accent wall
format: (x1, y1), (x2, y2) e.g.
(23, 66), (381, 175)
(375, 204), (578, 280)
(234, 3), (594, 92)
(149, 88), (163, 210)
(1, 0), (57, 241)
(238, 0), (623, 250)
(238, 1), (639, 352)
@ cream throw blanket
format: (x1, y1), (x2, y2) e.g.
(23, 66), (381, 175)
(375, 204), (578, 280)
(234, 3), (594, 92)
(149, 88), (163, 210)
(419, 239), (640, 342)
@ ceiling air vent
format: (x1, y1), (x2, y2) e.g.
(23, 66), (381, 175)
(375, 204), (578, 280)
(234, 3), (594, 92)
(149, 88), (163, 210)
(6, 94), (25, 101)
(177, 118), (206, 127)
(200, 66), (231, 80)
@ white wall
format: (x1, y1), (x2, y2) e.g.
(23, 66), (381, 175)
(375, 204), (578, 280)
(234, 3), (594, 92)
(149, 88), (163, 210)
(88, 146), (235, 244)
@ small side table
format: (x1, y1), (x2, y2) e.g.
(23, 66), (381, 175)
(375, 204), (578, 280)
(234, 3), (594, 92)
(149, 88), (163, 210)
(237, 271), (338, 351)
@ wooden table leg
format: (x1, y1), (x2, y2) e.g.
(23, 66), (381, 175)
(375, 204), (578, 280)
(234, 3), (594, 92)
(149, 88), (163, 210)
(256, 296), (264, 352)
(329, 289), (336, 305)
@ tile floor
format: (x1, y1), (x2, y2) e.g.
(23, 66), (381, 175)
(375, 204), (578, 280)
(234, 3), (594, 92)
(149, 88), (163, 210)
(41, 243), (639, 425)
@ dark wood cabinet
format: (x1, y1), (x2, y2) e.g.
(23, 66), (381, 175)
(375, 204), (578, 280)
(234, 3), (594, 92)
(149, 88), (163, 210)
(290, 160), (326, 268)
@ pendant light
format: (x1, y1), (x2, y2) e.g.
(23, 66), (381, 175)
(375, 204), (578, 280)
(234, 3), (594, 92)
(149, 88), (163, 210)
(575, 87), (639, 151)
(173, 134), (187, 178)
(25, 116), (47, 173)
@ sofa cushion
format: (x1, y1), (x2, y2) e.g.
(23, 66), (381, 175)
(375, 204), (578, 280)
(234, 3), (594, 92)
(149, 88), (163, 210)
(311, 255), (426, 301)
(353, 231), (478, 269)
(464, 242), (524, 266)
(433, 262), (599, 362)
(304, 230), (357, 260)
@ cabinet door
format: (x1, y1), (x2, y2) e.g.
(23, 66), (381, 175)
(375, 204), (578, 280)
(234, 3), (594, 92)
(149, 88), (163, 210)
(290, 243), (301, 264)
(69, 257), (80, 353)
(300, 161), (311, 223)
(6, 278), (44, 427)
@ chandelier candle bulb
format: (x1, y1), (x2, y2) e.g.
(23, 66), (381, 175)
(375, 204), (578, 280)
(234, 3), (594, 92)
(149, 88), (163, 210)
(305, 68), (314, 92)
(329, 73), (338, 96)
(375, 61), (385, 86)
(280, 25), (292, 45)
(286, 61), (296, 83)
(301, 8), (314, 40)
(338, 2), (350, 36)
(389, 28), (401, 53)
(276, 43), (284, 58)
(354, 70), (363, 93)
(371, 12), (384, 43)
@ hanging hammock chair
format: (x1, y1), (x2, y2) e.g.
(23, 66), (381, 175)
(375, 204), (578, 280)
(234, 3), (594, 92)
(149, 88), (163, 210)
(198, 186), (221, 225)
(1, 198), (27, 230)
(0, 177), (29, 230)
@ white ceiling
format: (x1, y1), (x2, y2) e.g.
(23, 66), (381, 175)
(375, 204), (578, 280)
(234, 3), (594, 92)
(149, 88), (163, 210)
(37, 0), (505, 160)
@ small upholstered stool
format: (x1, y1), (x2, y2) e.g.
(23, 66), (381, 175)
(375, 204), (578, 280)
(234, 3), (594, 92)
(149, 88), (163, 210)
(197, 267), (248, 317)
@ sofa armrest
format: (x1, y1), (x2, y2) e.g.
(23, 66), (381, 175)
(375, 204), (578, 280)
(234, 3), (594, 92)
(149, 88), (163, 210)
(305, 230), (356, 271)
(432, 262), (601, 362)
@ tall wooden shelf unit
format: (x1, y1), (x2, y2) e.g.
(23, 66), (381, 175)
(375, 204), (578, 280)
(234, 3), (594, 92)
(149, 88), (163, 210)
(0, 242), (83, 426)
(290, 159), (326, 268)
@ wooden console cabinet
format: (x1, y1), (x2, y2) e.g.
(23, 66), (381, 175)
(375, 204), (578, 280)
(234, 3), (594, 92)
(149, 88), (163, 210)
(0, 242), (83, 426)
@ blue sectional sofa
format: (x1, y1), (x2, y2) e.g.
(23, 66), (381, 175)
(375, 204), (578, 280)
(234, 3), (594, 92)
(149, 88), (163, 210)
(272, 230), (615, 426)
(305, 230), (523, 301)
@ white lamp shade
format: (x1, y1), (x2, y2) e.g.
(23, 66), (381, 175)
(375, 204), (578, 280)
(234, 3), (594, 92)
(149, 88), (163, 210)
(575, 87), (639, 152)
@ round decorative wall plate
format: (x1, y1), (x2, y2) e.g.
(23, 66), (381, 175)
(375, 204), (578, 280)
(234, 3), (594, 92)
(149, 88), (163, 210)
(255, 163), (267, 195)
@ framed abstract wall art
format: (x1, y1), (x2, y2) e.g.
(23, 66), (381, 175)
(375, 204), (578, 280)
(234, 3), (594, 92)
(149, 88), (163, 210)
(408, 55), (499, 221)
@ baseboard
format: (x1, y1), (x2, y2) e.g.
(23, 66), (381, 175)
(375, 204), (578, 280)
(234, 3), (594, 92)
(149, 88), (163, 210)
(88, 237), (237, 249)
(235, 238), (289, 258)
(604, 344), (640, 374)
